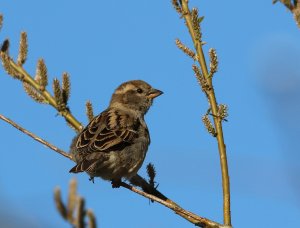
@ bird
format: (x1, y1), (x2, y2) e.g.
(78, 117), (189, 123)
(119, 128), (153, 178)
(69, 80), (163, 187)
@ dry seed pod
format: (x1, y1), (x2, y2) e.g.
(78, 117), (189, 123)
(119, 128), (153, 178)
(1, 52), (20, 78)
(17, 32), (28, 65)
(23, 82), (46, 103)
(202, 114), (216, 137)
(35, 59), (48, 90)
(53, 78), (65, 111)
(217, 104), (228, 120)
(172, 0), (182, 14)
(146, 163), (156, 187)
(175, 39), (197, 61)
(54, 187), (68, 220)
(191, 8), (202, 41)
(86, 100), (94, 122)
(209, 48), (218, 74)
(62, 72), (71, 104)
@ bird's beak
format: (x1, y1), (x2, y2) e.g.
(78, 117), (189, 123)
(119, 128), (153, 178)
(147, 88), (163, 99)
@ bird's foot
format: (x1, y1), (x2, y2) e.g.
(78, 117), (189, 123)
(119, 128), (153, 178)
(89, 176), (95, 183)
(111, 179), (121, 188)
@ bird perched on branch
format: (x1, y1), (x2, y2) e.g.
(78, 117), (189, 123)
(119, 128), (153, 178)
(69, 80), (163, 187)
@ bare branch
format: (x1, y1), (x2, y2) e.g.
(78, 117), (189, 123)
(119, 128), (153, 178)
(120, 181), (222, 228)
(0, 114), (72, 160)
(178, 1), (231, 225)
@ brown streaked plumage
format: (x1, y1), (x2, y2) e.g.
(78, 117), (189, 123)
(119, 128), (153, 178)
(69, 80), (162, 186)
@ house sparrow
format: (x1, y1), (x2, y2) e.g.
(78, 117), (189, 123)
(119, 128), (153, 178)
(69, 80), (163, 186)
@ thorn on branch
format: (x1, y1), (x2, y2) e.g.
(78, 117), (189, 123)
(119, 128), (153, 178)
(175, 39), (198, 61)
(17, 32), (28, 66)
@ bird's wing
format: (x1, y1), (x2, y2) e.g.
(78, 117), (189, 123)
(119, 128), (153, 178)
(76, 109), (140, 153)
(70, 109), (142, 174)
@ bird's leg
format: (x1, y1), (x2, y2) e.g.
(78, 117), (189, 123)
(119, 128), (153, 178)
(89, 176), (95, 183)
(111, 179), (122, 188)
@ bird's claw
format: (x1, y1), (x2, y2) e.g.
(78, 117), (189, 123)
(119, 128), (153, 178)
(111, 179), (121, 188)
(89, 176), (95, 183)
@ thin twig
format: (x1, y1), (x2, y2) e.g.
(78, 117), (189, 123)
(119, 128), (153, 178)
(120, 182), (222, 228)
(180, 1), (231, 226)
(0, 50), (83, 132)
(0, 114), (72, 160)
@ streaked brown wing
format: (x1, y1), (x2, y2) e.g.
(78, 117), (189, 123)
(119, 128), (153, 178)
(76, 113), (104, 149)
(76, 109), (140, 153)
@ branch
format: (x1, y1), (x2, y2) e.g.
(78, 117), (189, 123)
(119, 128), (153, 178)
(173, 0), (231, 226)
(0, 113), (223, 228)
(120, 181), (223, 227)
(0, 114), (72, 160)
(0, 45), (83, 132)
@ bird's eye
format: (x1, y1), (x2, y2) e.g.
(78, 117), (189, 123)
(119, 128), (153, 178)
(137, 88), (143, 94)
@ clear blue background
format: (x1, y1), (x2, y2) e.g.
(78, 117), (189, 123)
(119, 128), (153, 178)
(1, 1), (300, 227)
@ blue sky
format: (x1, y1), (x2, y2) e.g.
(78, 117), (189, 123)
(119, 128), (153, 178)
(1, 1), (300, 227)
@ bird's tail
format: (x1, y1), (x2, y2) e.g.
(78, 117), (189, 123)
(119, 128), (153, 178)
(69, 164), (84, 173)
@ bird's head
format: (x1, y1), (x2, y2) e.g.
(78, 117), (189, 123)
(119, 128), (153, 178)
(110, 80), (163, 115)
